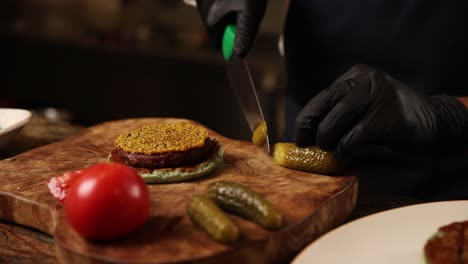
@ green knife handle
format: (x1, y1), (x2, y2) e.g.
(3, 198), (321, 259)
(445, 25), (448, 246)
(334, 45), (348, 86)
(222, 25), (236, 61)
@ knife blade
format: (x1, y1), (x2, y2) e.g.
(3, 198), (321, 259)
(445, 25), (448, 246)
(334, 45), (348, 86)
(222, 25), (270, 154)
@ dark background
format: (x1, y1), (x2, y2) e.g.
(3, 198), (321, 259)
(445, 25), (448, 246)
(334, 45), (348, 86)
(1, 0), (288, 142)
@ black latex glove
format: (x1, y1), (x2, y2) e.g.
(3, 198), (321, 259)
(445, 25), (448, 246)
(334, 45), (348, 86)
(294, 64), (468, 161)
(195, 0), (267, 57)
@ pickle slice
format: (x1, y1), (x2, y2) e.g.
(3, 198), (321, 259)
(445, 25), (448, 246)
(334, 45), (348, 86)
(272, 142), (342, 175)
(186, 194), (239, 243)
(206, 181), (282, 230)
(252, 121), (267, 147)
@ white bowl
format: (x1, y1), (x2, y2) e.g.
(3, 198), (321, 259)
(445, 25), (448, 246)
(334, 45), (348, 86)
(0, 108), (32, 149)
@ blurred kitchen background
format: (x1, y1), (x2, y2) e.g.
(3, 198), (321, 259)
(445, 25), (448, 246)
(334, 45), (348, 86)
(1, 0), (288, 142)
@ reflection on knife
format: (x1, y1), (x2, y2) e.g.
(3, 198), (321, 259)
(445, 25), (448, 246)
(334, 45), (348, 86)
(222, 25), (270, 154)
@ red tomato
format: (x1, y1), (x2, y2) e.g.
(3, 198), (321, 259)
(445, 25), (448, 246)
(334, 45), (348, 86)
(64, 162), (150, 240)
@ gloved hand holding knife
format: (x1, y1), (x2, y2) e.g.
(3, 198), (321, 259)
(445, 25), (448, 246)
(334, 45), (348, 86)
(195, 0), (267, 58)
(194, 0), (468, 158)
(195, 0), (271, 154)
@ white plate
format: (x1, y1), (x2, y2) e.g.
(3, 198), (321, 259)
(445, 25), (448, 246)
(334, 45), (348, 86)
(292, 200), (468, 264)
(0, 108), (32, 149)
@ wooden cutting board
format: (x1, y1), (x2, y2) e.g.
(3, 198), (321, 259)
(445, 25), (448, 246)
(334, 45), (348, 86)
(0, 118), (357, 264)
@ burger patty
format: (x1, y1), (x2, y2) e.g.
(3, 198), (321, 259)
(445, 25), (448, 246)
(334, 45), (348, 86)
(111, 138), (218, 169)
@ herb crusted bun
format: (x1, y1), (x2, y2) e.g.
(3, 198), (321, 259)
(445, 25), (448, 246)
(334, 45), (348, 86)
(109, 122), (223, 183)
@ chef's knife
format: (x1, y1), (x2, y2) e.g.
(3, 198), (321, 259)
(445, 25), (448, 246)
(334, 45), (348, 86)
(222, 25), (270, 154)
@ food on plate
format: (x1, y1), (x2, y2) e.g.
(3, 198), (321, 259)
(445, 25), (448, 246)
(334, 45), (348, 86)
(64, 162), (150, 240)
(423, 220), (468, 264)
(186, 194), (239, 243)
(272, 142), (342, 175)
(206, 181), (282, 230)
(252, 121), (267, 147)
(108, 122), (223, 183)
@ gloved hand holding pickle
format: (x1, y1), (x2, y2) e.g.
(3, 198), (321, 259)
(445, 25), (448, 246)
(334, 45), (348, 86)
(294, 64), (468, 163)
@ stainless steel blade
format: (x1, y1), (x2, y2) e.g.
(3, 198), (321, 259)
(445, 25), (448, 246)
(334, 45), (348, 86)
(226, 56), (270, 154)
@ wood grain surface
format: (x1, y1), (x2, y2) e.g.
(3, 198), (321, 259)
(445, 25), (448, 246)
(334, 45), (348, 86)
(0, 118), (357, 264)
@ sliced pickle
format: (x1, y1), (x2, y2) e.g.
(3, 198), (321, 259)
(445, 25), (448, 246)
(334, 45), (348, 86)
(252, 121), (268, 147)
(186, 194), (239, 243)
(272, 142), (342, 175)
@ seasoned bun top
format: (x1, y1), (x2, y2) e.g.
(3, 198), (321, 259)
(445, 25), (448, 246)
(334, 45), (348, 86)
(115, 122), (209, 155)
